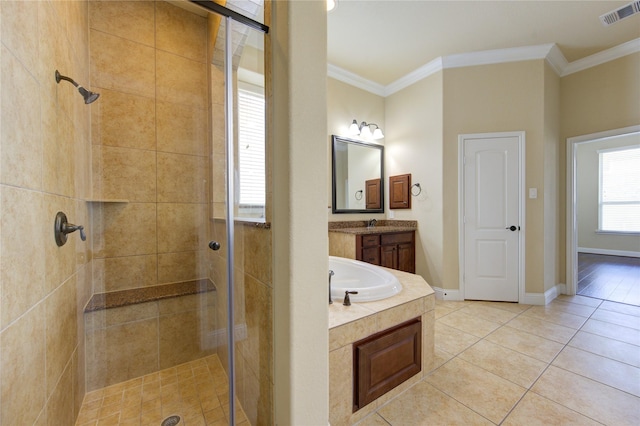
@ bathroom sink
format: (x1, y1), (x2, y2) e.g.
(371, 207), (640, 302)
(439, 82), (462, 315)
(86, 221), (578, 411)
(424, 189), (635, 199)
(329, 256), (402, 303)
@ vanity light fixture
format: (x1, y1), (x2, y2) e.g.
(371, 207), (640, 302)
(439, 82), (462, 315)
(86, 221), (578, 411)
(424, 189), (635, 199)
(348, 119), (384, 140)
(327, 0), (338, 12)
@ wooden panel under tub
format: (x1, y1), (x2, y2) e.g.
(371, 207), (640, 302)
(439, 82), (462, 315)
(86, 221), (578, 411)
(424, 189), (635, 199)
(353, 317), (422, 411)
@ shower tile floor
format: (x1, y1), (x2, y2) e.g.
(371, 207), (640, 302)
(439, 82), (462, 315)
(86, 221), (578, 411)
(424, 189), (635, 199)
(75, 355), (248, 426)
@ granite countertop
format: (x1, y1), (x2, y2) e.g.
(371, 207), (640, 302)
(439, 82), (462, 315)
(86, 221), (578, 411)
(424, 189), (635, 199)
(328, 220), (417, 235)
(85, 279), (215, 312)
(328, 268), (433, 329)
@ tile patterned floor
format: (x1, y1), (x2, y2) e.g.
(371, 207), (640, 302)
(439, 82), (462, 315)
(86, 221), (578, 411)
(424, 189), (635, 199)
(358, 297), (640, 426)
(77, 296), (640, 425)
(75, 355), (248, 426)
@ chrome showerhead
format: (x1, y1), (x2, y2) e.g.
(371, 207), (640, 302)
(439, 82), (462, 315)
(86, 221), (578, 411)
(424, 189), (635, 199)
(55, 70), (100, 104)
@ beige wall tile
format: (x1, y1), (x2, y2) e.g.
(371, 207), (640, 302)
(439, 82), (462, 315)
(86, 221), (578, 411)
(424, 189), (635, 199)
(157, 152), (207, 203)
(86, 318), (159, 391)
(43, 102), (75, 197)
(1, 45), (43, 189)
(376, 299), (423, 332)
(89, 0), (155, 47)
(156, 50), (207, 109)
(85, 301), (158, 331)
(45, 275), (78, 398)
(0, 186), (46, 327)
(1, 0), (39, 75)
(156, 1), (206, 63)
(158, 250), (207, 284)
(156, 101), (207, 156)
(91, 88), (156, 150)
(329, 314), (376, 351)
(90, 29), (155, 98)
(244, 227), (272, 286)
(93, 254), (158, 293)
(241, 275), (273, 383)
(0, 304), (46, 425)
(157, 203), (206, 253)
(93, 145), (156, 202)
(159, 310), (215, 369)
(92, 202), (157, 258)
(46, 357), (75, 426)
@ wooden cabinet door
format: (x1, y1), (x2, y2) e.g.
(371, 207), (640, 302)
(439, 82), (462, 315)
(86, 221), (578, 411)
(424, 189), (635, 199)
(380, 245), (397, 270)
(397, 242), (415, 273)
(362, 247), (380, 265)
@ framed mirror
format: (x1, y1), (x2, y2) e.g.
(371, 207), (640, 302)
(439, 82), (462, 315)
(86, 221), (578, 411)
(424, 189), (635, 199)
(331, 135), (384, 214)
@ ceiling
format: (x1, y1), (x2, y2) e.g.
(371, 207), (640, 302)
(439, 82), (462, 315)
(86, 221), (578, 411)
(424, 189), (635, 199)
(327, 0), (640, 86)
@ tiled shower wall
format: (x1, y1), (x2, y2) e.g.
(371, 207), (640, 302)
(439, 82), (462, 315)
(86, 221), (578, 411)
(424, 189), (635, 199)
(90, 1), (209, 293)
(0, 1), (93, 424)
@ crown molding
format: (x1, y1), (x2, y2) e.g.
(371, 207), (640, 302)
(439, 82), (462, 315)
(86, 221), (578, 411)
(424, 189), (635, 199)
(327, 63), (386, 97)
(561, 37), (640, 76)
(328, 39), (640, 97)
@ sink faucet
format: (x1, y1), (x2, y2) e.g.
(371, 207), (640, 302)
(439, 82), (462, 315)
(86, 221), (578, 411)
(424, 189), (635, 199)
(367, 218), (377, 228)
(329, 270), (335, 304)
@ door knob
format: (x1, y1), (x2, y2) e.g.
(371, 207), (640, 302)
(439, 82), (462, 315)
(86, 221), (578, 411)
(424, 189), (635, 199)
(506, 225), (519, 231)
(209, 241), (221, 250)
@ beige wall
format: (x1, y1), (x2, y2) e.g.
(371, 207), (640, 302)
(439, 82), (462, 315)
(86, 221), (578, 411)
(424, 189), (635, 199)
(576, 133), (640, 254)
(443, 60), (554, 294)
(273, 1), (329, 424)
(560, 52), (640, 275)
(328, 77), (385, 221)
(0, 1), (92, 424)
(385, 72), (444, 287)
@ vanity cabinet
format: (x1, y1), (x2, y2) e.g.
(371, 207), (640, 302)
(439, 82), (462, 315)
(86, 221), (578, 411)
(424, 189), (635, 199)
(356, 230), (415, 273)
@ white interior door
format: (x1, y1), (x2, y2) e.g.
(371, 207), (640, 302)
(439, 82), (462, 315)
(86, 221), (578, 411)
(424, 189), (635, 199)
(462, 133), (522, 301)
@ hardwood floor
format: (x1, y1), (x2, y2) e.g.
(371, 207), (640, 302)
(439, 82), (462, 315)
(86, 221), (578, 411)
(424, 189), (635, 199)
(578, 253), (640, 306)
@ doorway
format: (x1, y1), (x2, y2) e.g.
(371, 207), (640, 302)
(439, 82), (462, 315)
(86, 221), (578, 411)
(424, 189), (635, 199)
(567, 125), (640, 306)
(459, 132), (525, 302)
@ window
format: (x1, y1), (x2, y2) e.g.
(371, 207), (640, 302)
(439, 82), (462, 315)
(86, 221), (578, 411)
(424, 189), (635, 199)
(599, 146), (640, 233)
(237, 83), (266, 219)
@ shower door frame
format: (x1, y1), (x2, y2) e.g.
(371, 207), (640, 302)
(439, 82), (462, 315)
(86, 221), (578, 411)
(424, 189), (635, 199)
(191, 1), (269, 424)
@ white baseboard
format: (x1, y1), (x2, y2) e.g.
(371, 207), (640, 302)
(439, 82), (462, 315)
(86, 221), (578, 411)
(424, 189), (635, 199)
(522, 284), (565, 305)
(435, 285), (565, 305)
(432, 287), (463, 301)
(578, 247), (640, 258)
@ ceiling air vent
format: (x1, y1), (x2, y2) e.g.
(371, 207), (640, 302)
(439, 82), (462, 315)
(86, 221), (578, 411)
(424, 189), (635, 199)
(600, 1), (640, 26)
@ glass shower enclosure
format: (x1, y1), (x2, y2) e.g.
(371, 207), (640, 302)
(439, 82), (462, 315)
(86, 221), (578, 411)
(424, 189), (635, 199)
(82, 1), (270, 425)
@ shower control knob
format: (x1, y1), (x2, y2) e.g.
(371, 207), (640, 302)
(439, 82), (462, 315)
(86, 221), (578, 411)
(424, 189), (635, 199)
(209, 241), (221, 251)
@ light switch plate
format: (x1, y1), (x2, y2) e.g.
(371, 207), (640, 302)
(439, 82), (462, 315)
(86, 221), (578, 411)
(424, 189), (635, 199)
(529, 188), (538, 199)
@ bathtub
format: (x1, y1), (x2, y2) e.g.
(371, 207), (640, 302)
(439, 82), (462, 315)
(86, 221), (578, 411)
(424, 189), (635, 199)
(329, 256), (402, 303)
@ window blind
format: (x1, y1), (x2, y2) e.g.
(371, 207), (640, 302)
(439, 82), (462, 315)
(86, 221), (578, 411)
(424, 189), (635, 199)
(599, 146), (640, 232)
(237, 88), (265, 207)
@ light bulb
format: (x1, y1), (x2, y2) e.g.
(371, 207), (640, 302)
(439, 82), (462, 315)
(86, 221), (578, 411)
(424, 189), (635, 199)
(349, 119), (360, 135)
(372, 127), (384, 139)
(327, 0), (337, 12)
(360, 124), (372, 138)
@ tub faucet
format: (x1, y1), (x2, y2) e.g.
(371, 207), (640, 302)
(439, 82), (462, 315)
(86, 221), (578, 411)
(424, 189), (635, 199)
(367, 218), (377, 228)
(329, 270), (335, 304)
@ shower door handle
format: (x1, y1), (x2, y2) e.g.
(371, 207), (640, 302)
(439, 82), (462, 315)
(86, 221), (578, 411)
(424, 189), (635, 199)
(209, 241), (221, 251)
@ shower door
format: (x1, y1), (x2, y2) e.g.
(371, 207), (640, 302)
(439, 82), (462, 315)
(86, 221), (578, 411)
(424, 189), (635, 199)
(204, 3), (271, 425)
